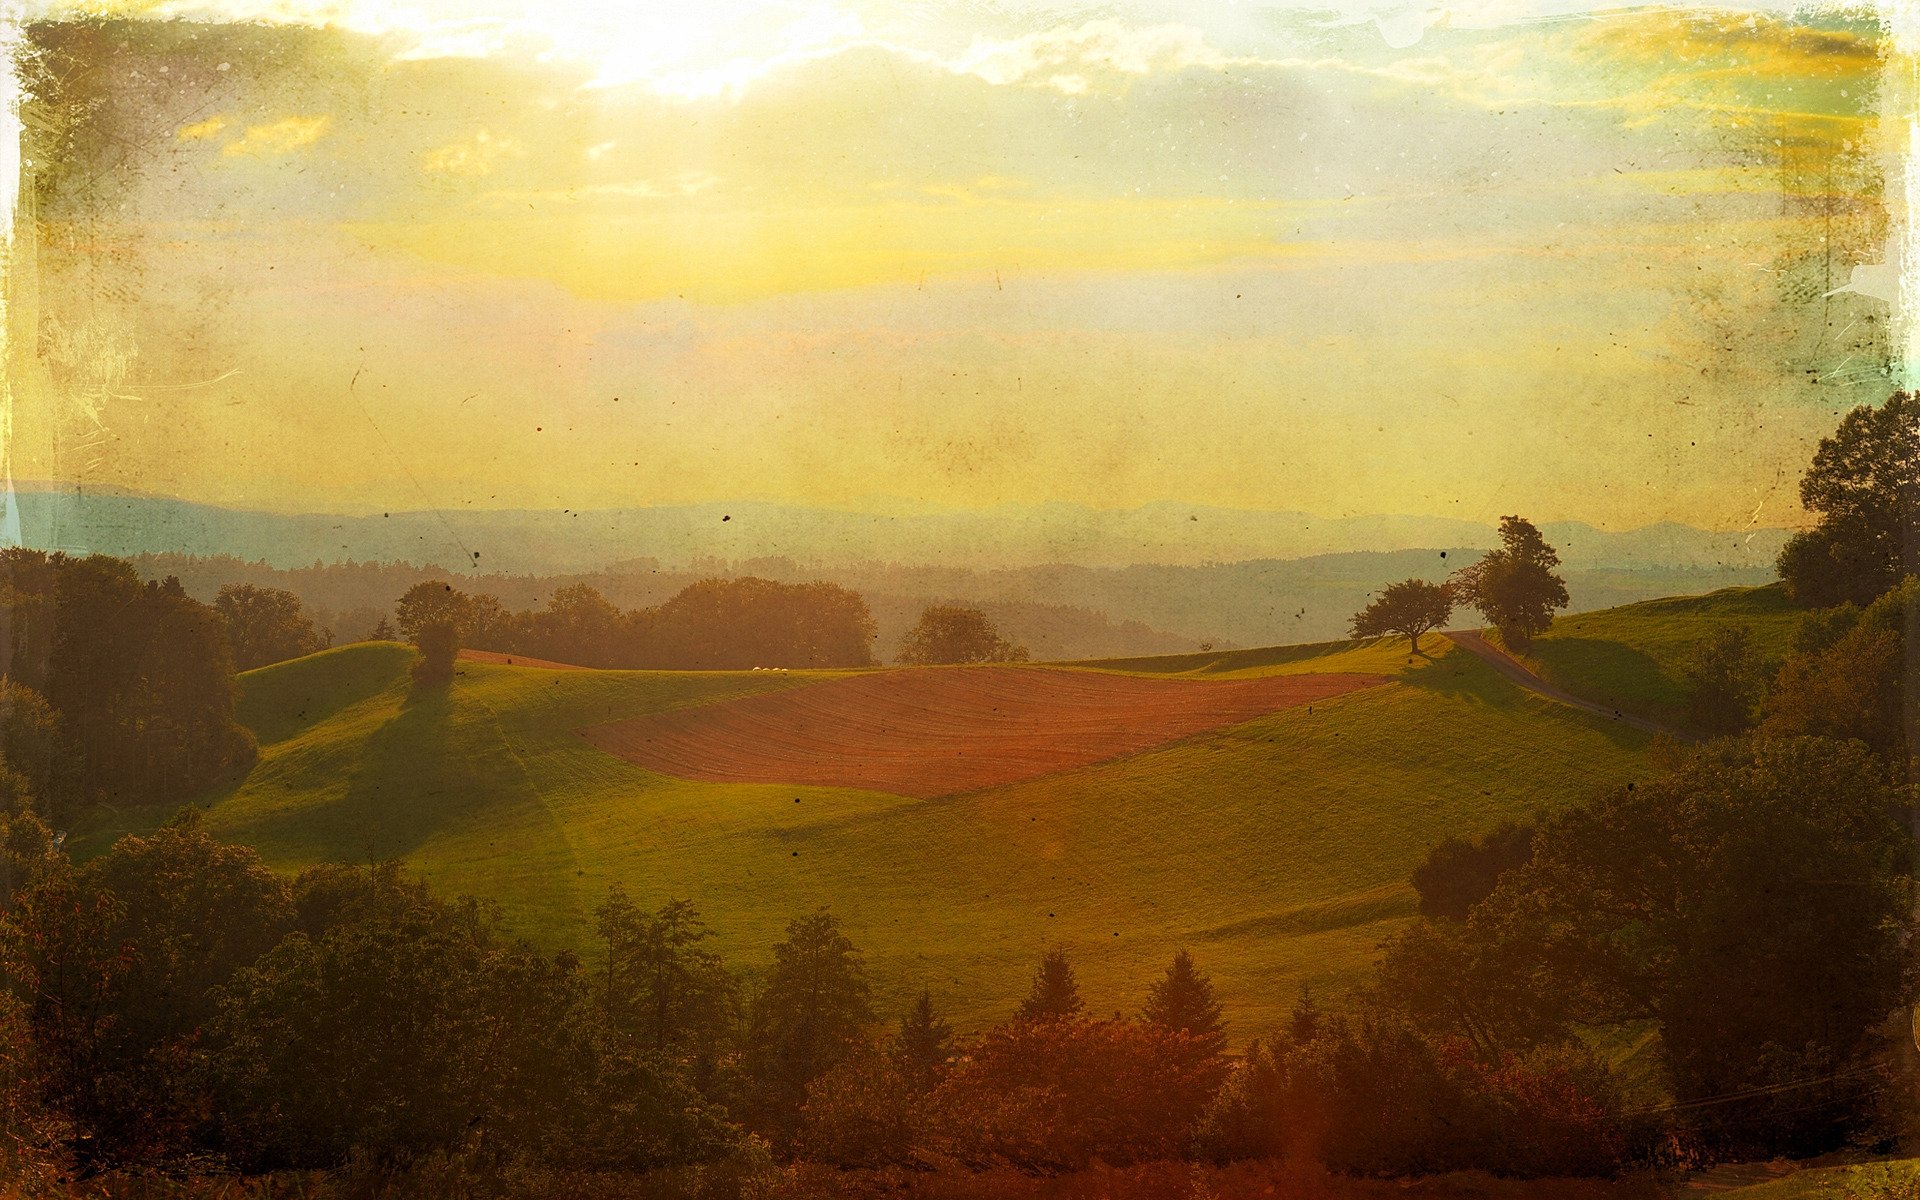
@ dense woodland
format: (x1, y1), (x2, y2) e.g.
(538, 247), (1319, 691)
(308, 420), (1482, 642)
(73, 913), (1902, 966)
(0, 395), (1913, 1197)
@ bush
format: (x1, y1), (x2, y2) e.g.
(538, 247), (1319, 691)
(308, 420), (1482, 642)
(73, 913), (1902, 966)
(800, 1049), (925, 1168)
(928, 1017), (1223, 1171)
(1410, 823), (1534, 921)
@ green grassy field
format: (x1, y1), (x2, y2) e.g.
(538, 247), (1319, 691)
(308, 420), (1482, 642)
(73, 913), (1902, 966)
(73, 630), (1653, 1039)
(1706, 1158), (1920, 1198)
(1495, 584), (1803, 731)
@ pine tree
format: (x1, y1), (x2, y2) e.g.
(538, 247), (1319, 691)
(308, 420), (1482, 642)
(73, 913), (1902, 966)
(1015, 948), (1085, 1022)
(1288, 985), (1322, 1044)
(893, 989), (954, 1090)
(1143, 949), (1226, 1058)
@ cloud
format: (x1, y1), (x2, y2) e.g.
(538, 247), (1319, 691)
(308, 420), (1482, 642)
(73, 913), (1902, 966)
(176, 113), (227, 141)
(422, 128), (526, 176)
(487, 170), (721, 204)
(944, 20), (1242, 92)
(221, 115), (331, 157)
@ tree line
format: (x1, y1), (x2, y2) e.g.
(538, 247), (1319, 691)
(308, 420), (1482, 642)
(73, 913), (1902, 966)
(213, 574), (1035, 675)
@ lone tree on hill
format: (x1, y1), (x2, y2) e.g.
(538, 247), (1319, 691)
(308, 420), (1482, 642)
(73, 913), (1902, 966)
(1451, 515), (1569, 652)
(1350, 578), (1453, 653)
(395, 580), (474, 643)
(896, 605), (1029, 665)
(411, 619), (459, 686)
(1143, 949), (1226, 1061)
(1776, 391), (1920, 608)
(1015, 949), (1085, 1023)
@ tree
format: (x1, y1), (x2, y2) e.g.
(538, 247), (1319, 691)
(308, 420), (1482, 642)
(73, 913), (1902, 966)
(1682, 626), (1766, 736)
(1350, 578), (1453, 653)
(411, 619), (460, 686)
(393, 580), (474, 643)
(1410, 822), (1535, 921)
(1469, 737), (1913, 1156)
(1451, 516), (1569, 651)
(645, 577), (878, 669)
(37, 558), (254, 818)
(367, 615), (396, 642)
(894, 990), (955, 1091)
(744, 911), (874, 1137)
(1776, 391), (1920, 607)
(595, 890), (737, 1064)
(1760, 579), (1911, 765)
(5, 812), (294, 1163)
(206, 868), (734, 1171)
(930, 1017), (1224, 1170)
(896, 606), (1029, 666)
(525, 584), (623, 667)
(214, 583), (324, 671)
(1015, 949), (1084, 1023)
(1142, 950), (1226, 1062)
(0, 682), (59, 806)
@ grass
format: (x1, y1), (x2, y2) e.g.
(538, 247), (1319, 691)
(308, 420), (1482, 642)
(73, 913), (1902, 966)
(1074, 633), (1440, 679)
(74, 631), (1651, 1040)
(1707, 1158), (1920, 1198)
(1493, 584), (1803, 730)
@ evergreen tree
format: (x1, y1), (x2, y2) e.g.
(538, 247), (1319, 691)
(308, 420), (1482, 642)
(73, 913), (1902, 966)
(892, 989), (954, 1091)
(744, 911), (874, 1137)
(1288, 985), (1322, 1044)
(1142, 950), (1226, 1059)
(1015, 948), (1085, 1023)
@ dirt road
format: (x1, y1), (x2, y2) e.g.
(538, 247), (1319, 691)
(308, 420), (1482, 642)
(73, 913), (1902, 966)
(1444, 629), (1680, 739)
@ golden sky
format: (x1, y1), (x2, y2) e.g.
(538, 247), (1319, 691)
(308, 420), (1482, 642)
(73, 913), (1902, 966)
(5, 0), (1896, 530)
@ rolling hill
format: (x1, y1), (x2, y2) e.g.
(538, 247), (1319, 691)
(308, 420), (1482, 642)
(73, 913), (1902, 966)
(72, 625), (1663, 1039)
(1502, 584), (1802, 732)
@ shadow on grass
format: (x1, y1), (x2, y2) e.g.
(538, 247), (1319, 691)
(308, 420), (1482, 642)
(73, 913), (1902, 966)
(1402, 642), (1659, 751)
(1399, 648), (1531, 711)
(239, 643), (416, 747)
(1526, 637), (1682, 721)
(333, 682), (466, 863)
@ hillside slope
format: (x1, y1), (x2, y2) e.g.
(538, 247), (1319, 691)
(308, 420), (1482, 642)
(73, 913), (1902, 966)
(1500, 585), (1801, 731)
(74, 635), (1651, 1037)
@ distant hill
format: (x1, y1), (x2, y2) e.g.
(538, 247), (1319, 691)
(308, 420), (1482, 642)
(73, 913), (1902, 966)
(13, 483), (1790, 575)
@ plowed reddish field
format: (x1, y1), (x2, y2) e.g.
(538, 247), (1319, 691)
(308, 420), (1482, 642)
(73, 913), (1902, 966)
(582, 666), (1389, 798)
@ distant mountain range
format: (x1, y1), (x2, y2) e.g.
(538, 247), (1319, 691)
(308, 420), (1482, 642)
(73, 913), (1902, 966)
(8, 483), (1792, 577)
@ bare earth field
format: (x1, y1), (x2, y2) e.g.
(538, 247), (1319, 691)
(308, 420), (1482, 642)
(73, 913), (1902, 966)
(582, 664), (1390, 798)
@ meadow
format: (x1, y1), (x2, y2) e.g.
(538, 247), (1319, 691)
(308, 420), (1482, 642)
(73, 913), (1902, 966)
(72, 611), (1664, 1037)
(1505, 584), (1802, 731)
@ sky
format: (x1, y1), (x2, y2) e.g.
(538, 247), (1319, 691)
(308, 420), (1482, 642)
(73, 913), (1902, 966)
(1, 0), (1898, 531)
